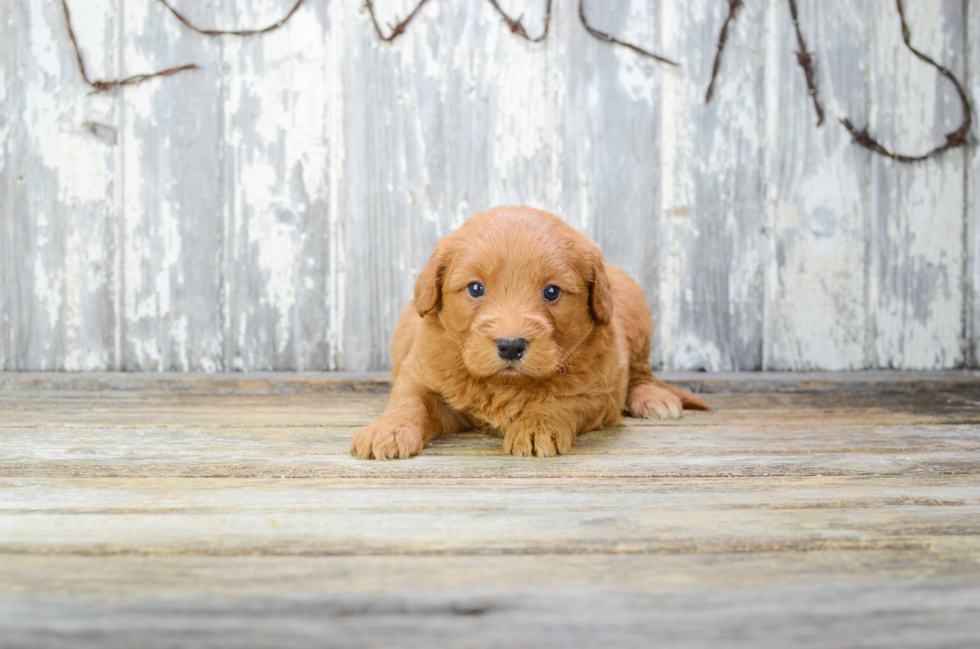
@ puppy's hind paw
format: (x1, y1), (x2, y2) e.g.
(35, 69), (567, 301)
(350, 420), (424, 460)
(628, 383), (684, 420)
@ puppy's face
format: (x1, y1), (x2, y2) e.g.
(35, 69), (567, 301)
(414, 209), (613, 380)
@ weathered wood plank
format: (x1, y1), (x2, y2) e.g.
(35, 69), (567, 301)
(2, 476), (978, 556)
(1, 0), (118, 371)
(6, 421), (979, 459)
(1, 375), (979, 647)
(4, 450), (977, 480)
(4, 388), (977, 424)
(337, 0), (563, 371)
(2, 370), (979, 395)
(869, 0), (967, 368)
(657, 0), (766, 371)
(3, 2), (979, 372)
(222, 0), (334, 371)
(5, 548), (980, 595)
(2, 580), (979, 649)
(0, 0), (10, 369)
(969, 0), (980, 368)
(337, 0), (447, 371)
(119, 0), (225, 371)
(764, 0), (870, 370)
(4, 551), (980, 648)
(560, 0), (664, 362)
(2, 387), (979, 478)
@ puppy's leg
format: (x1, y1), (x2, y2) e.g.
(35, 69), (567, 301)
(351, 383), (468, 460)
(628, 377), (711, 420)
(504, 413), (575, 458)
(610, 265), (711, 418)
(623, 304), (710, 418)
(503, 397), (613, 458)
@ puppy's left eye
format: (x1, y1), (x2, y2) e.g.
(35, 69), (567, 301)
(542, 285), (561, 302)
(467, 282), (485, 298)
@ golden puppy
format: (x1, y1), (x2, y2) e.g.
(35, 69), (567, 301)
(351, 207), (710, 459)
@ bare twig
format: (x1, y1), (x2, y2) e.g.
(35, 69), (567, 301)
(578, 0), (679, 66)
(62, 0), (197, 93)
(705, 0), (743, 103)
(486, 0), (552, 43)
(59, 0), (976, 167)
(64, 0), (307, 93)
(841, 0), (971, 163)
(155, 0), (306, 37)
(365, 0), (552, 45)
(363, 0), (432, 42)
(786, 0), (824, 126)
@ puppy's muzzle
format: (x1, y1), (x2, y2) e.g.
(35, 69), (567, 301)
(496, 337), (527, 361)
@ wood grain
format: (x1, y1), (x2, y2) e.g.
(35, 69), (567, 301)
(3, 0), (118, 371)
(559, 0), (663, 361)
(2, 386), (980, 479)
(2, 373), (980, 646)
(868, 0), (966, 369)
(223, 0), (334, 371)
(5, 549), (980, 595)
(969, 0), (980, 368)
(1, 1), (976, 371)
(0, 0), (9, 370)
(764, 0), (870, 370)
(337, 0), (563, 371)
(120, 0), (225, 372)
(3, 475), (980, 556)
(2, 577), (978, 649)
(3, 369), (979, 395)
(658, 0), (765, 371)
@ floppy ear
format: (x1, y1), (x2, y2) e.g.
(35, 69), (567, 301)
(589, 254), (614, 325)
(413, 243), (447, 317)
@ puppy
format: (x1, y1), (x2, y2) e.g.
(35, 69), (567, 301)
(351, 206), (710, 459)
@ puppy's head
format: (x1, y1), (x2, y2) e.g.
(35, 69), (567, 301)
(414, 207), (612, 380)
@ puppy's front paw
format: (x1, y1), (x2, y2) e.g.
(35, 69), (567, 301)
(628, 383), (683, 420)
(503, 417), (575, 458)
(350, 420), (424, 460)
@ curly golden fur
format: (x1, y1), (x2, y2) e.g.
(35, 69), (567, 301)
(351, 207), (710, 459)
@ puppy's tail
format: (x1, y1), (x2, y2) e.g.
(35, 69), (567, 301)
(653, 378), (712, 411)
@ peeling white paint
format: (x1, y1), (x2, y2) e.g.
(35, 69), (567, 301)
(970, 0), (980, 366)
(32, 216), (63, 333)
(2, 0), (976, 371)
(11, 0), (118, 370)
(672, 334), (723, 373)
(613, 2), (659, 107)
(869, 0), (965, 369)
(483, 8), (558, 208)
(657, 0), (766, 370)
(26, 7), (112, 207)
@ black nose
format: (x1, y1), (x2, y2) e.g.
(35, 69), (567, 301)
(496, 338), (527, 361)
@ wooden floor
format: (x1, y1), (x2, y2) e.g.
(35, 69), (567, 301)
(2, 372), (980, 648)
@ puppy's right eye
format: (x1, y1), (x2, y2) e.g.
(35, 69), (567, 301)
(467, 282), (485, 298)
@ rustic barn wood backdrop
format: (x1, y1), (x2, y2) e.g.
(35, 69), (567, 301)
(1, 0), (978, 372)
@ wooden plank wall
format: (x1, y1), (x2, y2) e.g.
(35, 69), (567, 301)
(1, 0), (976, 372)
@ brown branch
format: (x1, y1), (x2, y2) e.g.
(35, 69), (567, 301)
(485, 0), (552, 43)
(841, 0), (972, 163)
(705, 0), (743, 103)
(155, 0), (306, 37)
(786, 0), (824, 126)
(62, 0), (197, 93)
(578, 0), (679, 67)
(364, 0), (553, 45)
(363, 0), (432, 42)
